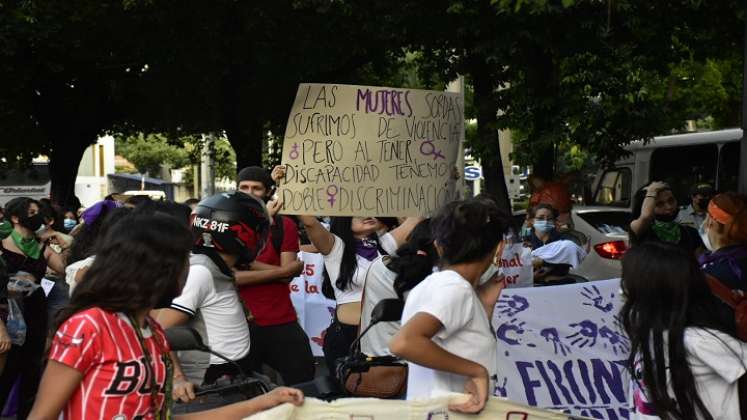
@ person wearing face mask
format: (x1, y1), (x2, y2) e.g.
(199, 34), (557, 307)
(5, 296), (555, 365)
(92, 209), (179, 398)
(62, 209), (79, 233)
(526, 204), (573, 250)
(698, 192), (747, 292)
(156, 192), (270, 388)
(630, 181), (703, 255)
(0, 197), (66, 417)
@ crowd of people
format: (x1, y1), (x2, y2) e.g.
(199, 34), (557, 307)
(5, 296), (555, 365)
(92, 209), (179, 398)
(0, 166), (744, 419)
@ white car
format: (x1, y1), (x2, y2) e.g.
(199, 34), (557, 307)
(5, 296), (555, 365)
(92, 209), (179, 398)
(514, 206), (630, 281)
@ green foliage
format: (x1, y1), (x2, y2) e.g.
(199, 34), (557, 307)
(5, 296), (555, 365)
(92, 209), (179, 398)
(115, 134), (189, 176)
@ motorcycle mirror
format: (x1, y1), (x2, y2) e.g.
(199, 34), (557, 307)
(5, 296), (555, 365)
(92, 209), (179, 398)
(165, 326), (209, 352)
(370, 298), (404, 324)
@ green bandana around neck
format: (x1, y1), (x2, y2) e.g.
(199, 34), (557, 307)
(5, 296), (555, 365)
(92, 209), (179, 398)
(10, 229), (41, 259)
(651, 220), (681, 244)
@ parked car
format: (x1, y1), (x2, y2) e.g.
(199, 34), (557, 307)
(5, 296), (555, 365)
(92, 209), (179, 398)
(513, 206), (630, 281)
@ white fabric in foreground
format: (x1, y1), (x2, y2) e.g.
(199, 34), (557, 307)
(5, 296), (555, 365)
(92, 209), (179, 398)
(531, 239), (587, 269)
(245, 394), (585, 420)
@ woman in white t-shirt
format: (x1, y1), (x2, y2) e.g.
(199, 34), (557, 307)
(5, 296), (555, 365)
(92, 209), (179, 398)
(620, 241), (747, 420)
(390, 198), (511, 414)
(360, 219), (438, 356)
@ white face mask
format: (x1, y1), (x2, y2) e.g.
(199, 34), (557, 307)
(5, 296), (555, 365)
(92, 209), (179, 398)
(699, 221), (714, 252)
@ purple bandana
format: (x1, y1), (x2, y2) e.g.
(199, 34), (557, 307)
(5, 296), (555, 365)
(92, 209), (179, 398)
(81, 200), (119, 226)
(355, 238), (379, 261)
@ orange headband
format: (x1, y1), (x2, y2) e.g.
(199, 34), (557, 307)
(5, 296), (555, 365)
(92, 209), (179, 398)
(708, 199), (733, 225)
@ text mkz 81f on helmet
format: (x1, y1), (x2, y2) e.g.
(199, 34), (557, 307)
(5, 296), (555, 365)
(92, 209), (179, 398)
(191, 191), (270, 265)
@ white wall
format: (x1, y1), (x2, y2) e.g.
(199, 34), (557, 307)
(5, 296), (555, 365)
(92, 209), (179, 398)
(75, 136), (115, 207)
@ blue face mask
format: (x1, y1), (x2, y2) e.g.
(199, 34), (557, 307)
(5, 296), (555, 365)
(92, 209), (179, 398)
(533, 220), (555, 233)
(63, 218), (77, 230)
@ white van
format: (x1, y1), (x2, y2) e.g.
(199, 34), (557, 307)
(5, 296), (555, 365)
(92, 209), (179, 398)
(591, 128), (742, 209)
(0, 163), (51, 206)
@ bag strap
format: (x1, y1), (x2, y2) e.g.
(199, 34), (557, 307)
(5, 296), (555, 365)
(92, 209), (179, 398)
(704, 273), (741, 308)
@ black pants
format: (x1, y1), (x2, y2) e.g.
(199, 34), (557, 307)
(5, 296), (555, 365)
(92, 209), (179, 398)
(247, 321), (315, 385)
(0, 289), (47, 419)
(322, 318), (358, 380)
(203, 352), (254, 385)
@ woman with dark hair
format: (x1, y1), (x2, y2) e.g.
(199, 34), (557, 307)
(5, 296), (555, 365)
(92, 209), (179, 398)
(525, 203), (571, 250)
(28, 213), (303, 419)
(64, 206), (133, 295)
(359, 219), (438, 357)
(0, 197), (65, 418)
(67, 200), (120, 265)
(272, 166), (420, 378)
(390, 198), (511, 413)
(620, 241), (747, 420)
(630, 181), (702, 255)
(698, 192), (747, 290)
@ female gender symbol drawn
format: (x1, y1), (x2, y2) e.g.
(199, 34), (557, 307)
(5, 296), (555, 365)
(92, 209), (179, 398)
(326, 185), (339, 207)
(289, 143), (300, 160)
(420, 140), (445, 160)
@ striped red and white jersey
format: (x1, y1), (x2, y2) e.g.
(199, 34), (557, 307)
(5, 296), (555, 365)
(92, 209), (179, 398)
(49, 307), (171, 420)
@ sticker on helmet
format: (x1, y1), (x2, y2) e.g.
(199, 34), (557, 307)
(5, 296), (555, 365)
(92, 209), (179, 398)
(192, 216), (230, 233)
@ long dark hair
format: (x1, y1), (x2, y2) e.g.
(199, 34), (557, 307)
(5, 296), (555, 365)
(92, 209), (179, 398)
(56, 213), (192, 329)
(431, 198), (510, 265)
(620, 242), (737, 420)
(323, 216), (381, 293)
(68, 207), (132, 264)
(387, 219), (436, 300)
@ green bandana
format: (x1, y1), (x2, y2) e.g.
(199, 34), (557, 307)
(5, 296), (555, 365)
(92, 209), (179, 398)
(10, 230), (41, 259)
(651, 220), (681, 244)
(0, 221), (12, 239)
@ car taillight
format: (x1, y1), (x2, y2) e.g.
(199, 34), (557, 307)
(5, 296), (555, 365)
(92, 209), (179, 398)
(594, 241), (627, 260)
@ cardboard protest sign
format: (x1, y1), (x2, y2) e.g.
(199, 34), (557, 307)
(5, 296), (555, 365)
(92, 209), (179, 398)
(279, 83), (463, 217)
(492, 280), (630, 420)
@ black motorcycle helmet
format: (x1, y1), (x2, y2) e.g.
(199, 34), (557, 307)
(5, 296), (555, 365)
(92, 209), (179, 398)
(191, 191), (270, 265)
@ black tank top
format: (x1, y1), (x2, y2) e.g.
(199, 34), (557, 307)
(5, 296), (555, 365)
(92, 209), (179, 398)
(0, 239), (48, 282)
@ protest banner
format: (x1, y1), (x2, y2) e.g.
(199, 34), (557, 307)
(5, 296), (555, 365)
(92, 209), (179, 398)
(248, 394), (585, 420)
(279, 83), (464, 217)
(492, 280), (630, 420)
(289, 252), (335, 357)
(497, 242), (534, 288)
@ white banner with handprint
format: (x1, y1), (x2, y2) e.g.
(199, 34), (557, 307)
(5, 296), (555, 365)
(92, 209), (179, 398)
(492, 279), (630, 420)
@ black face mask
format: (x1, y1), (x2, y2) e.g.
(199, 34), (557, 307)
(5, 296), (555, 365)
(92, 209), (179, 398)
(19, 213), (44, 232)
(655, 209), (679, 223)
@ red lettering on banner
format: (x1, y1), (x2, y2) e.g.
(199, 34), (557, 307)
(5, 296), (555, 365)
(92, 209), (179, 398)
(505, 274), (520, 285)
(305, 264), (315, 276)
(290, 284), (300, 292)
(305, 281), (319, 294)
(498, 254), (523, 268)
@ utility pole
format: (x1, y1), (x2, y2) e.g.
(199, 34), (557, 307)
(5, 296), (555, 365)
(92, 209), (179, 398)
(200, 135), (216, 197)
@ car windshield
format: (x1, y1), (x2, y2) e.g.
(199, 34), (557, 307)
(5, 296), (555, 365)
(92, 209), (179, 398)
(577, 211), (630, 235)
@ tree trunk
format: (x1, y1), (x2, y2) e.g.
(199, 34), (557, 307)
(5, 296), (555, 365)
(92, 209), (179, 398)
(49, 137), (91, 207)
(227, 118), (264, 172)
(471, 57), (512, 214)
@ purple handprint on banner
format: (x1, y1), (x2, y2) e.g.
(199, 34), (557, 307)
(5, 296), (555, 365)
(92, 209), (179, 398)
(599, 325), (631, 355)
(496, 318), (527, 346)
(496, 294), (530, 317)
(494, 376), (509, 397)
(566, 320), (599, 348)
(540, 327), (572, 356)
(581, 285), (615, 313)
